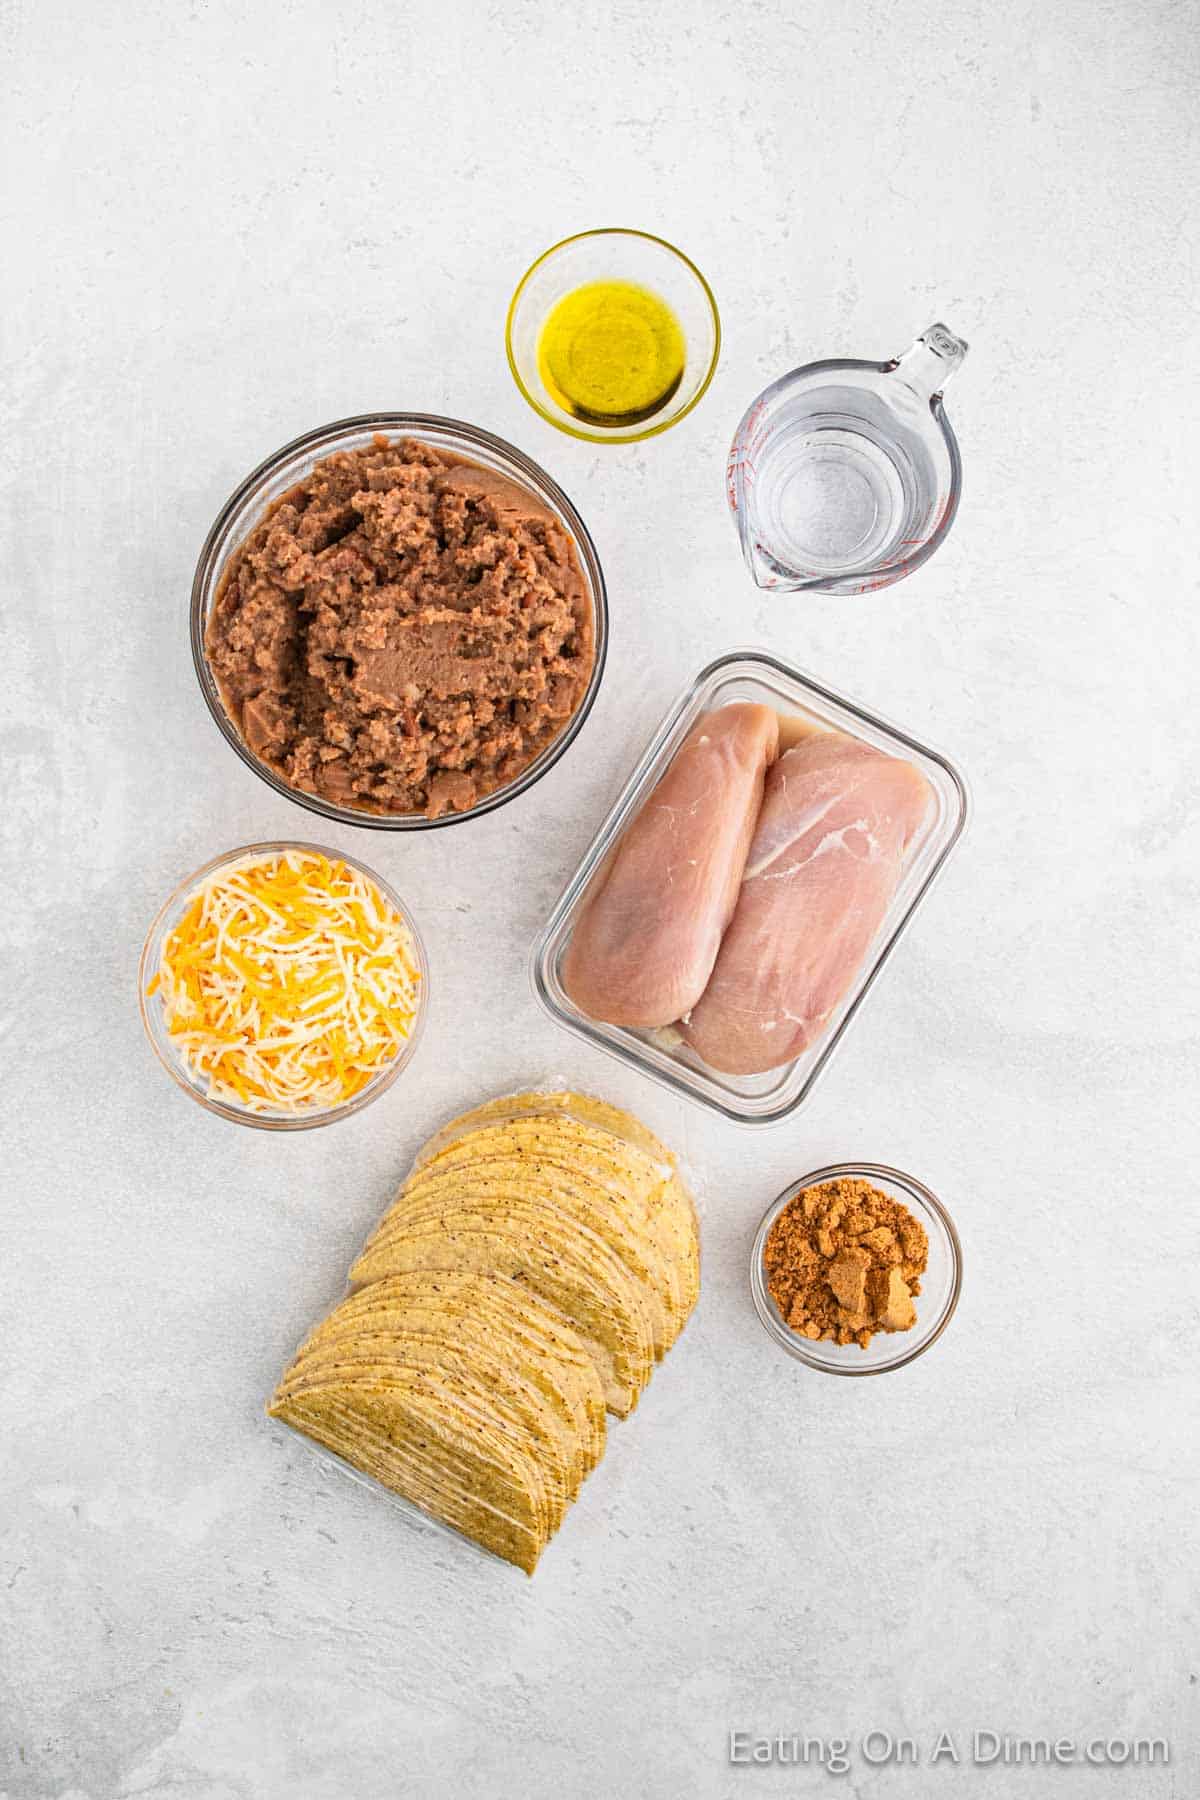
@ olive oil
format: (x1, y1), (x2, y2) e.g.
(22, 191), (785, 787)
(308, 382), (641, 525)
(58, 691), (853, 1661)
(537, 280), (686, 428)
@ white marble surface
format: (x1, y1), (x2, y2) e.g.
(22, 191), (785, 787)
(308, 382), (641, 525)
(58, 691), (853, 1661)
(2, 1), (1198, 1795)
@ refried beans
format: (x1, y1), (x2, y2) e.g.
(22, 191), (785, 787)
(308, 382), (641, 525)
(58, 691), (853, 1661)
(204, 436), (595, 819)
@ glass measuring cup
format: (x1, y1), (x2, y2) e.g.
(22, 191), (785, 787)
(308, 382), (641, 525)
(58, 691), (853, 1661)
(727, 323), (967, 595)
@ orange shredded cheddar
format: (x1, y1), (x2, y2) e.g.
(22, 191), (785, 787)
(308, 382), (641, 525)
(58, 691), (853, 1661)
(150, 849), (421, 1115)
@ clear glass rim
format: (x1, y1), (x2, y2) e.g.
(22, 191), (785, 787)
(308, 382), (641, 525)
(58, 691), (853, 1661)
(505, 227), (722, 444)
(728, 356), (962, 593)
(749, 1162), (963, 1374)
(138, 839), (430, 1131)
(190, 413), (609, 830)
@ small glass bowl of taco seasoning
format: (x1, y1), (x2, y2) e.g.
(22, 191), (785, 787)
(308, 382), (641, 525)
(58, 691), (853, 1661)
(139, 842), (429, 1130)
(506, 228), (720, 443)
(750, 1164), (962, 1374)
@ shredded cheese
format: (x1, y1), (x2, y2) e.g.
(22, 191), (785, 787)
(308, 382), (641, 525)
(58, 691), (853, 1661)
(151, 849), (421, 1115)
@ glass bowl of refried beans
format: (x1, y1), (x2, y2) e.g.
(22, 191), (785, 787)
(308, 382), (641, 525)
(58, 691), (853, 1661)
(193, 416), (607, 827)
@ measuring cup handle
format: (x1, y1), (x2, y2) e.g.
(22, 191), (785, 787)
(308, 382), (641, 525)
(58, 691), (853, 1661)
(888, 323), (968, 402)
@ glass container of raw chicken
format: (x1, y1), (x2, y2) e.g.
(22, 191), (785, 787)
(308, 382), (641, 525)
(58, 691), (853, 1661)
(532, 651), (968, 1124)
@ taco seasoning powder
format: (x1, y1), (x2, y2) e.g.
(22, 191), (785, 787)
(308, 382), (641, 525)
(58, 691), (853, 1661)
(763, 1176), (928, 1349)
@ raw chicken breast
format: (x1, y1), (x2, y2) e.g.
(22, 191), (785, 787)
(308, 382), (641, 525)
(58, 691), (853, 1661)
(562, 702), (779, 1027)
(681, 733), (931, 1075)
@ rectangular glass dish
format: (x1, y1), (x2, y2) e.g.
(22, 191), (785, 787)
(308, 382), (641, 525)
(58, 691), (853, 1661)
(531, 650), (969, 1124)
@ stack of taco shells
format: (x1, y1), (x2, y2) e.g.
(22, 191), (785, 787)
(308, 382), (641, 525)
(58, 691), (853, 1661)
(269, 1091), (700, 1572)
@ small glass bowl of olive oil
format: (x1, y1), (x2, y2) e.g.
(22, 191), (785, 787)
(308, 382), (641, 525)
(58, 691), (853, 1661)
(506, 229), (720, 444)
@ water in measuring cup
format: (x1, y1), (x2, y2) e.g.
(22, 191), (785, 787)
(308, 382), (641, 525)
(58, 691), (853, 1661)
(746, 384), (938, 584)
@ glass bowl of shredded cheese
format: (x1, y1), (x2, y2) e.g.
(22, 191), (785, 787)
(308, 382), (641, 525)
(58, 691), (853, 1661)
(139, 842), (428, 1129)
